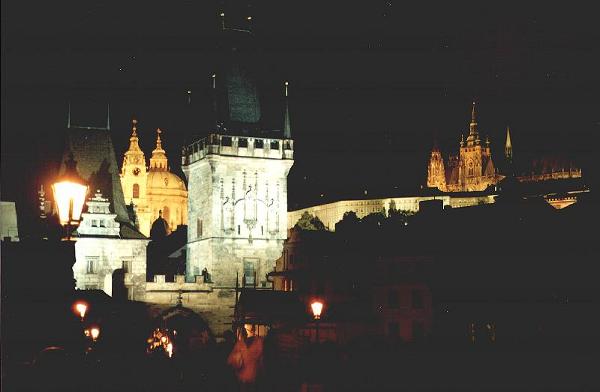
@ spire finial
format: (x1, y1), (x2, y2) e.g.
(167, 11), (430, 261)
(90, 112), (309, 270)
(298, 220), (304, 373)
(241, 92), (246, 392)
(106, 104), (111, 130)
(471, 101), (476, 123)
(131, 118), (138, 137)
(212, 73), (219, 130)
(67, 102), (71, 128)
(505, 125), (513, 161)
(283, 81), (291, 139)
(219, 11), (225, 30)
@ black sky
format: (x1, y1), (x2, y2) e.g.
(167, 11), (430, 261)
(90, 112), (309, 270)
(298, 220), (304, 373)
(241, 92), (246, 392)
(3, 1), (599, 227)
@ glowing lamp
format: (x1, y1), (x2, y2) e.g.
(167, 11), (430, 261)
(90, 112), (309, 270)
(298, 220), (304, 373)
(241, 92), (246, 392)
(166, 342), (173, 358)
(90, 327), (100, 341)
(74, 301), (88, 320)
(52, 153), (88, 230)
(311, 301), (324, 320)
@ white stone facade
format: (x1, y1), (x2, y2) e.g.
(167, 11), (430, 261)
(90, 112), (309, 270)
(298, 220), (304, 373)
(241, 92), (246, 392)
(288, 194), (497, 231)
(74, 237), (149, 298)
(182, 134), (294, 287)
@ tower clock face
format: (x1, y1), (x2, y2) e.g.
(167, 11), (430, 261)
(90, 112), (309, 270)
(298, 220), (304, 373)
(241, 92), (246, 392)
(133, 168), (141, 176)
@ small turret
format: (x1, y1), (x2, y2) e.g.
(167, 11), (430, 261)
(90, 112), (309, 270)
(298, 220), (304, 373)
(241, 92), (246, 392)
(150, 128), (168, 171)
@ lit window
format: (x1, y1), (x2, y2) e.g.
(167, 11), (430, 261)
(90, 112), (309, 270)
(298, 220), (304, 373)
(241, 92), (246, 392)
(133, 183), (140, 198)
(86, 258), (95, 274)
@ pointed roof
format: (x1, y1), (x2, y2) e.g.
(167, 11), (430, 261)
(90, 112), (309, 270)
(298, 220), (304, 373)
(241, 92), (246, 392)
(283, 81), (292, 139)
(59, 127), (135, 232)
(149, 128), (168, 171)
(466, 101), (480, 145)
(505, 126), (512, 149)
(123, 118), (145, 169)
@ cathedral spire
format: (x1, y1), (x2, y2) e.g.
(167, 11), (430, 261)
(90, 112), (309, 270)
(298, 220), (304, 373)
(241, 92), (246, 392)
(106, 104), (111, 130)
(283, 81), (291, 139)
(122, 118), (145, 172)
(469, 101), (478, 136)
(505, 125), (513, 161)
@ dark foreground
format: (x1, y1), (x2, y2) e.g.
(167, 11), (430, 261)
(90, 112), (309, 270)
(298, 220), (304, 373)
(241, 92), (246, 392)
(3, 340), (598, 391)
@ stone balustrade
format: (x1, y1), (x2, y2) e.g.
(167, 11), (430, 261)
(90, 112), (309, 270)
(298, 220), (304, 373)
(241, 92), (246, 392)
(182, 133), (294, 166)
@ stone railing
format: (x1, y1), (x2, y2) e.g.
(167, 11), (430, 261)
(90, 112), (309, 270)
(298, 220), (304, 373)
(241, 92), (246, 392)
(182, 133), (294, 166)
(145, 274), (213, 292)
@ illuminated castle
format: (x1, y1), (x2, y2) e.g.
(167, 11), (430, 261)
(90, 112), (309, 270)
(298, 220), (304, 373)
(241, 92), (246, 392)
(427, 103), (503, 192)
(427, 103), (582, 193)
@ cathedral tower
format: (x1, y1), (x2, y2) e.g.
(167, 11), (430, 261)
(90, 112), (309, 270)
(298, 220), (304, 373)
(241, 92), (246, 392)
(427, 141), (446, 191)
(505, 125), (513, 163)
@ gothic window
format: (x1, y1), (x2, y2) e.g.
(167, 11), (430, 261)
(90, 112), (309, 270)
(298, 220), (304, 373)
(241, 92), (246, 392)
(468, 161), (474, 177)
(133, 183), (140, 198)
(197, 219), (203, 238)
(237, 225), (241, 235)
(86, 258), (96, 274)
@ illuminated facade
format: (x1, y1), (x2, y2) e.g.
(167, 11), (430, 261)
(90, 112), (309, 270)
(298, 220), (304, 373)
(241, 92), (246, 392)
(120, 120), (188, 237)
(288, 194), (496, 231)
(182, 134), (294, 286)
(427, 103), (503, 192)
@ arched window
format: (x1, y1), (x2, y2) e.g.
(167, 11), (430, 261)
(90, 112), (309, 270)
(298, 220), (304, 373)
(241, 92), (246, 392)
(133, 184), (140, 198)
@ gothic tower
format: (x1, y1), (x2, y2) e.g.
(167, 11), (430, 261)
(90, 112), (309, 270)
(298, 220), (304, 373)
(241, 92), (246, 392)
(427, 141), (446, 191)
(182, 81), (294, 287)
(453, 102), (498, 191)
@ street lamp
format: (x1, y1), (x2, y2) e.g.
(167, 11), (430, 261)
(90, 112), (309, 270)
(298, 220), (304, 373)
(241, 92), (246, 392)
(90, 326), (100, 342)
(52, 153), (88, 240)
(311, 300), (324, 343)
(74, 301), (88, 320)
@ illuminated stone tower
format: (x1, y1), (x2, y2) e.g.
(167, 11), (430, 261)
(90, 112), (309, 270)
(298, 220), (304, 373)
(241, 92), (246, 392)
(427, 140), (446, 191)
(120, 118), (151, 234)
(448, 102), (499, 192)
(182, 83), (294, 287)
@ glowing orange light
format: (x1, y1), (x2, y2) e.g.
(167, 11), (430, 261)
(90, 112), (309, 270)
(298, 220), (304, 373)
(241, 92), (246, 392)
(90, 327), (100, 341)
(311, 301), (324, 320)
(161, 336), (167, 343)
(166, 342), (173, 358)
(74, 301), (88, 319)
(53, 181), (88, 225)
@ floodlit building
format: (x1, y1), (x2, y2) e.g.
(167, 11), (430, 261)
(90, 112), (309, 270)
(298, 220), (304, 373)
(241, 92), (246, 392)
(120, 120), (188, 237)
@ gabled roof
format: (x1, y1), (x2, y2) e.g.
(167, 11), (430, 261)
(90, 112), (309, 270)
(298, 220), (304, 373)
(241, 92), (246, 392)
(59, 126), (145, 239)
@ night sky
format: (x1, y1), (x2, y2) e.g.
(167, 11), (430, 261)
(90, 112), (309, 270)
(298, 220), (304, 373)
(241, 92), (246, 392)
(3, 1), (599, 229)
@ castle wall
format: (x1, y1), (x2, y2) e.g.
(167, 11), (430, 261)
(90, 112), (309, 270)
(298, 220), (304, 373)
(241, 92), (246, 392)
(288, 195), (496, 230)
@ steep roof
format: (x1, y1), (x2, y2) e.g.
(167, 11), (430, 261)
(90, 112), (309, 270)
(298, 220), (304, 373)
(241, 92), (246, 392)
(59, 126), (144, 239)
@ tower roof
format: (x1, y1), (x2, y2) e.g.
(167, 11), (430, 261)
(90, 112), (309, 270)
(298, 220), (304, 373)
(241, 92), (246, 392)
(283, 81), (292, 139)
(466, 101), (480, 145)
(150, 128), (168, 171)
(505, 126), (512, 149)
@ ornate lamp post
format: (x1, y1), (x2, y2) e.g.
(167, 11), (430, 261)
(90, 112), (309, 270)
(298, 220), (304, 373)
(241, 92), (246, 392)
(52, 153), (88, 240)
(310, 300), (324, 343)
